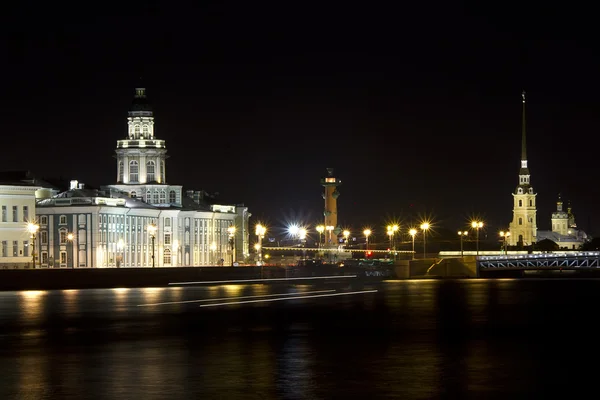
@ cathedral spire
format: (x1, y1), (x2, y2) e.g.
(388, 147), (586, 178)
(521, 90), (527, 161)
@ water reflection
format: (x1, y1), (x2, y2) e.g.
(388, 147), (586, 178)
(19, 290), (47, 322)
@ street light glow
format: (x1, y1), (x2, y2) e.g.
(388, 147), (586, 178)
(288, 224), (300, 236)
(316, 225), (325, 234)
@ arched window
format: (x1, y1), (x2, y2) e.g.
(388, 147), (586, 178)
(518, 200), (522, 207)
(146, 161), (155, 182)
(134, 125), (140, 135)
(153, 189), (159, 204)
(143, 125), (148, 136)
(160, 190), (166, 203)
(529, 200), (533, 207)
(118, 161), (124, 182)
(163, 249), (171, 265)
(169, 190), (176, 204)
(145, 190), (152, 203)
(59, 228), (67, 244)
(129, 161), (139, 183)
(518, 217), (523, 225)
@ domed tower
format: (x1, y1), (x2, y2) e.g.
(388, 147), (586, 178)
(551, 194), (569, 235)
(320, 168), (341, 244)
(111, 87), (182, 206)
(115, 87), (168, 185)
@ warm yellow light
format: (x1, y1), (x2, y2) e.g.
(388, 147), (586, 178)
(316, 225), (325, 234)
(363, 229), (371, 237)
(210, 242), (217, 251)
(254, 243), (261, 251)
(471, 221), (483, 229)
(27, 222), (39, 235)
(420, 222), (430, 231)
(264, 254), (270, 259)
(409, 228), (417, 237)
(255, 224), (266, 236)
(227, 225), (236, 236)
(288, 224), (300, 236)
(326, 225), (334, 232)
(343, 230), (350, 238)
(147, 223), (157, 235)
(299, 228), (307, 240)
(392, 225), (399, 232)
(67, 233), (74, 241)
(506, 232), (511, 237)
(117, 238), (124, 249)
(458, 231), (467, 236)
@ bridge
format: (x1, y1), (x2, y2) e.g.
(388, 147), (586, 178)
(262, 246), (413, 255)
(478, 252), (600, 270)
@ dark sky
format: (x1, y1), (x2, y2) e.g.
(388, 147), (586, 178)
(2, 2), (599, 237)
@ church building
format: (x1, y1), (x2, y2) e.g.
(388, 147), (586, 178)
(34, 87), (250, 268)
(507, 91), (589, 249)
(508, 91), (538, 247)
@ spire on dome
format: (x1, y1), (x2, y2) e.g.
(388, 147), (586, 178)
(521, 90), (527, 161)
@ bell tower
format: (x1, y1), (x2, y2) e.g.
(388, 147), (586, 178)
(508, 91), (538, 247)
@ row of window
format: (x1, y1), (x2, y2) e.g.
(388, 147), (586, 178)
(118, 160), (165, 184)
(37, 215), (68, 225)
(1, 240), (29, 257)
(130, 189), (177, 204)
(0, 205), (29, 223)
(517, 199), (534, 207)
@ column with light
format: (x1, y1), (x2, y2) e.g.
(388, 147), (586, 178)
(420, 222), (430, 259)
(457, 231), (468, 257)
(117, 238), (124, 268)
(148, 223), (157, 268)
(227, 225), (236, 266)
(499, 231), (511, 255)
(363, 229), (371, 254)
(299, 228), (307, 260)
(343, 230), (350, 249)
(27, 223), (39, 269)
(409, 228), (417, 260)
(471, 221), (484, 256)
(255, 224), (266, 265)
(67, 233), (75, 268)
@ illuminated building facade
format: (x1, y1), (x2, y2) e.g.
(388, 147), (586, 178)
(508, 91), (538, 246)
(536, 195), (590, 249)
(0, 174), (40, 267)
(34, 87), (250, 268)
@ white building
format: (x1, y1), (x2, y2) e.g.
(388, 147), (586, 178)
(0, 172), (40, 268)
(508, 91), (538, 246)
(536, 195), (589, 250)
(34, 87), (250, 268)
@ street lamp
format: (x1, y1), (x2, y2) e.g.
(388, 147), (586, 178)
(387, 225), (394, 251)
(147, 223), (157, 268)
(499, 231), (511, 255)
(255, 224), (266, 265)
(116, 238), (124, 268)
(471, 220), (484, 256)
(227, 225), (236, 266)
(420, 222), (430, 259)
(391, 224), (399, 251)
(27, 223), (39, 269)
(325, 225), (334, 245)
(67, 233), (75, 268)
(457, 231), (468, 257)
(316, 225), (325, 259)
(363, 229), (371, 251)
(343, 230), (350, 248)
(299, 228), (307, 260)
(409, 228), (417, 260)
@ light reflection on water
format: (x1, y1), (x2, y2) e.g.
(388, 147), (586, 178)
(0, 279), (599, 398)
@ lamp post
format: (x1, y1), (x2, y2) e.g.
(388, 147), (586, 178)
(471, 221), (484, 256)
(420, 222), (430, 259)
(387, 225), (394, 252)
(409, 228), (417, 260)
(210, 242), (217, 265)
(148, 223), (157, 268)
(363, 229), (371, 254)
(499, 231), (511, 255)
(67, 233), (75, 268)
(325, 225), (334, 245)
(316, 225), (324, 259)
(116, 238), (124, 268)
(227, 225), (236, 266)
(343, 230), (350, 248)
(299, 228), (307, 260)
(255, 224), (266, 265)
(27, 223), (39, 268)
(457, 231), (468, 257)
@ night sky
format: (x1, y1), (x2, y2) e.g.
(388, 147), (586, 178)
(2, 2), (599, 237)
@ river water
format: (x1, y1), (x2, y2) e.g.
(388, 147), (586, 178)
(0, 278), (598, 399)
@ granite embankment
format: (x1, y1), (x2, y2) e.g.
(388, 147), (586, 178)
(0, 267), (282, 291)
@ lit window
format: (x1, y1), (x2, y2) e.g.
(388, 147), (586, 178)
(129, 161), (139, 183)
(163, 249), (171, 264)
(169, 190), (176, 204)
(146, 161), (155, 182)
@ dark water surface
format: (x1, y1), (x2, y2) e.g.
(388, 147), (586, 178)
(0, 279), (598, 399)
